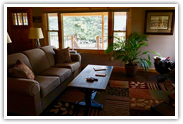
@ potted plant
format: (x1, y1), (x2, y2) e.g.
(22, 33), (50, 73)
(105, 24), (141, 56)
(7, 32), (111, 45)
(105, 31), (161, 76)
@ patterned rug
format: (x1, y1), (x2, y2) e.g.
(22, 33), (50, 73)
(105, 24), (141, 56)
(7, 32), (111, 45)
(40, 80), (175, 116)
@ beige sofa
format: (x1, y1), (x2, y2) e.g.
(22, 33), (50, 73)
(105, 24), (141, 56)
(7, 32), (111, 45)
(7, 46), (81, 116)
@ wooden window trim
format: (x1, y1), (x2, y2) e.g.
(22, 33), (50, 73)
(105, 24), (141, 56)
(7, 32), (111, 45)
(42, 8), (131, 54)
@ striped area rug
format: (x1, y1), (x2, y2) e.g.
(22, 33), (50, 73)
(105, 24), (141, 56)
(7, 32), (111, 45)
(74, 106), (100, 116)
(146, 82), (174, 91)
(99, 99), (130, 116)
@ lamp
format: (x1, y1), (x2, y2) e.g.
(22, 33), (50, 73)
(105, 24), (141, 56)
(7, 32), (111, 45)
(29, 28), (44, 48)
(7, 32), (12, 43)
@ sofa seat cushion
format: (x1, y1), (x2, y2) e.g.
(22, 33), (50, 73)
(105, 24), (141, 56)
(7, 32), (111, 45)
(53, 62), (80, 72)
(39, 67), (72, 83)
(35, 76), (60, 97)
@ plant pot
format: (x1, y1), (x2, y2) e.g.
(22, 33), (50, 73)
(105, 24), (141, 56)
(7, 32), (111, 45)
(125, 64), (137, 76)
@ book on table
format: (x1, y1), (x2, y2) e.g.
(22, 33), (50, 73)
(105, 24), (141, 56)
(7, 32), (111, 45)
(95, 73), (106, 77)
(93, 66), (107, 71)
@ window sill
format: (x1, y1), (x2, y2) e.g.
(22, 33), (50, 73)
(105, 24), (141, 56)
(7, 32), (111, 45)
(71, 49), (109, 55)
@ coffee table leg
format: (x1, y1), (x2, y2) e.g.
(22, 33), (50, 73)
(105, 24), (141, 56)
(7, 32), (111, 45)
(76, 89), (103, 109)
(85, 89), (92, 107)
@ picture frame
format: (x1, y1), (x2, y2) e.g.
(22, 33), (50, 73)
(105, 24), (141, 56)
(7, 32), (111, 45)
(32, 16), (42, 23)
(144, 10), (175, 35)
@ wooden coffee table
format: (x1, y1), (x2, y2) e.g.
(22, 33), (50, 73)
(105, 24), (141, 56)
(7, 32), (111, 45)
(68, 64), (113, 109)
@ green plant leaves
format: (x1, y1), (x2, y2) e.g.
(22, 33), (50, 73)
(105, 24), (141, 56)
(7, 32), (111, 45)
(151, 51), (162, 57)
(105, 31), (161, 71)
(142, 51), (148, 54)
(138, 58), (151, 71)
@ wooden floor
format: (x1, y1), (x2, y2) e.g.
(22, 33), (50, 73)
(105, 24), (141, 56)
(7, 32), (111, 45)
(110, 70), (175, 84)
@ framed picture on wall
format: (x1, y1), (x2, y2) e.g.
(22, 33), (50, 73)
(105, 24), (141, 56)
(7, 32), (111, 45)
(144, 10), (175, 35)
(33, 16), (42, 23)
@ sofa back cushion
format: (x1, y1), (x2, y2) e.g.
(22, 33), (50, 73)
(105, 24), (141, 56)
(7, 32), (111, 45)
(53, 47), (72, 64)
(7, 53), (33, 71)
(40, 46), (56, 67)
(23, 48), (50, 75)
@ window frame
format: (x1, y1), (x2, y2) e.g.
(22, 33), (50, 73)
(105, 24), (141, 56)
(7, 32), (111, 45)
(47, 13), (59, 48)
(12, 12), (29, 26)
(42, 8), (131, 54)
(108, 12), (127, 45)
(113, 12), (127, 41)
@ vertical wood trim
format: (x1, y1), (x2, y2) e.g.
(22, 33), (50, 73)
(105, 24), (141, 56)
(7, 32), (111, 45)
(126, 8), (131, 39)
(16, 13), (19, 25)
(102, 15), (104, 49)
(29, 8), (33, 27)
(58, 13), (61, 48)
(21, 13), (24, 25)
(59, 13), (64, 49)
(42, 13), (48, 46)
(96, 36), (99, 49)
(71, 36), (73, 49)
(108, 12), (113, 45)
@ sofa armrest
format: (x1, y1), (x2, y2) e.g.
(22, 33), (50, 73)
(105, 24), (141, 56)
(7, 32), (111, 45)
(7, 77), (42, 115)
(7, 77), (40, 96)
(70, 53), (81, 62)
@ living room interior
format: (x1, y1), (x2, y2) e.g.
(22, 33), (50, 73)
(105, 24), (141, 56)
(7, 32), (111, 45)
(6, 6), (177, 117)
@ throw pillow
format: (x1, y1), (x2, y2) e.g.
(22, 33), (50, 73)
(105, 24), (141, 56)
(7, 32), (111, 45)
(53, 47), (72, 64)
(8, 60), (35, 80)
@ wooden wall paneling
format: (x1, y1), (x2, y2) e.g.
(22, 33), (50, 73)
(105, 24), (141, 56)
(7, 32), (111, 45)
(22, 28), (32, 51)
(28, 8), (34, 48)
(7, 7), (34, 53)
(12, 29), (20, 52)
(7, 8), (14, 54)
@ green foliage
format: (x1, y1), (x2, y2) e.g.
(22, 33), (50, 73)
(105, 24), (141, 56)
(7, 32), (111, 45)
(63, 16), (108, 41)
(105, 31), (161, 71)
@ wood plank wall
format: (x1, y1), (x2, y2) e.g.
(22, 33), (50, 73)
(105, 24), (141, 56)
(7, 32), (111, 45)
(7, 7), (33, 54)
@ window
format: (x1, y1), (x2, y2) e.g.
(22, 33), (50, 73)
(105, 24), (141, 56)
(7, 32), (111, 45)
(63, 12), (108, 50)
(47, 13), (59, 48)
(45, 10), (129, 52)
(113, 12), (127, 43)
(12, 13), (28, 26)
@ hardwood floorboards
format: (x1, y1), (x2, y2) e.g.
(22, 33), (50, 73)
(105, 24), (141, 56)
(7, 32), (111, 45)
(110, 70), (175, 84)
